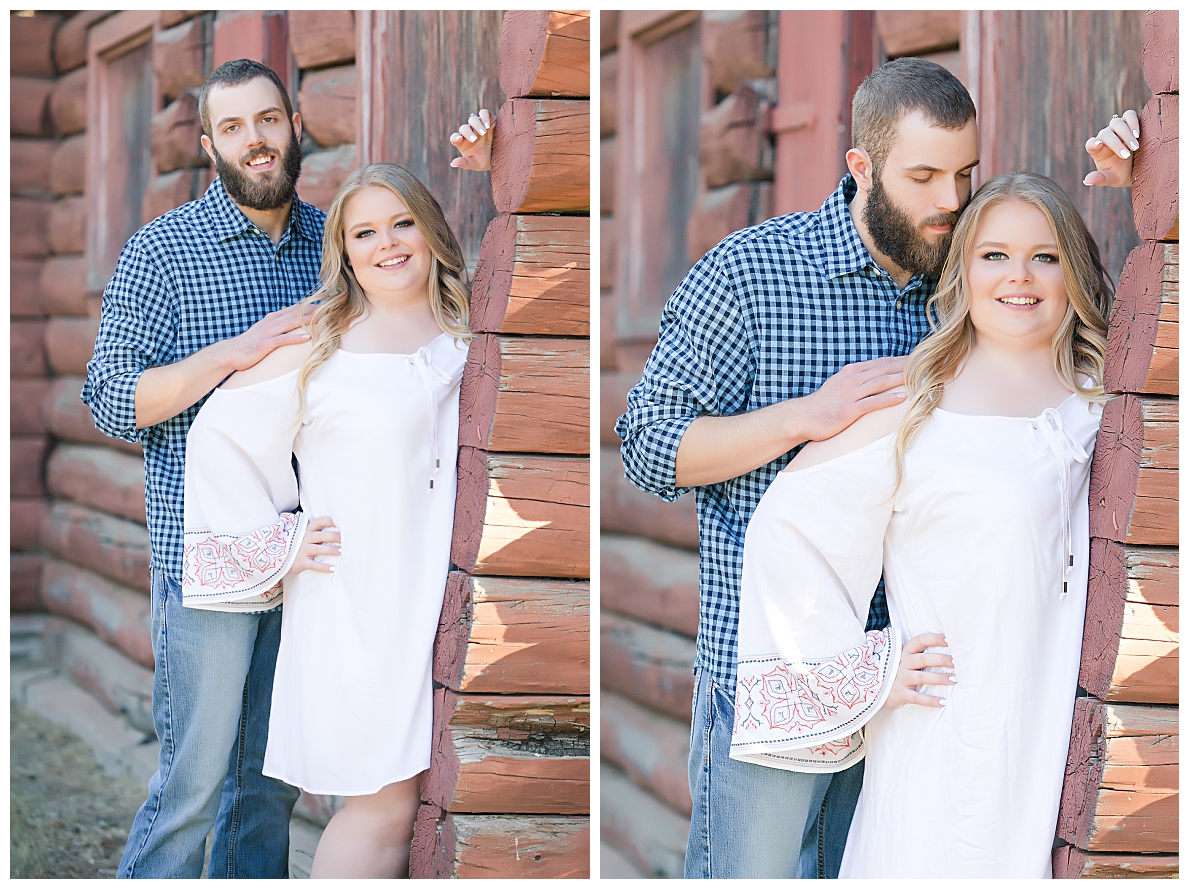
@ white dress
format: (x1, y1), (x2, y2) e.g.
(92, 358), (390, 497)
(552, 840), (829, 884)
(731, 393), (1101, 878)
(182, 332), (468, 795)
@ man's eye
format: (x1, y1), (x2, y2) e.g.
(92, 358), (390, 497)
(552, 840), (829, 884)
(958, 171), (973, 179)
(262, 116), (276, 123)
(912, 177), (930, 185)
(225, 125), (238, 133)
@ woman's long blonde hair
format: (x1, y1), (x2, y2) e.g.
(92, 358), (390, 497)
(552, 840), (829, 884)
(892, 172), (1114, 486)
(295, 163), (472, 415)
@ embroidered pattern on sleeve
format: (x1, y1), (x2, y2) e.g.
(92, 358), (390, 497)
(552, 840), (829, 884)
(183, 511), (304, 604)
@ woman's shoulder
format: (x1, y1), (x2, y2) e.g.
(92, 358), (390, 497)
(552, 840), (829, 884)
(221, 340), (314, 390)
(785, 401), (906, 474)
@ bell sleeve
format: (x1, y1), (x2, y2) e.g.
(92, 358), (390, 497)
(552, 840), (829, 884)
(731, 435), (902, 772)
(181, 373), (307, 612)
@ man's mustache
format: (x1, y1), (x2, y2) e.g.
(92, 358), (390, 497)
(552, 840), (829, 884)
(921, 211), (959, 228)
(240, 146), (281, 167)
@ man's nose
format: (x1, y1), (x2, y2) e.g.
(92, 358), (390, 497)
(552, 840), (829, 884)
(936, 177), (961, 213)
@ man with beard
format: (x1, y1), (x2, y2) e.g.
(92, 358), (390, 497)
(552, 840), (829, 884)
(616, 57), (1138, 878)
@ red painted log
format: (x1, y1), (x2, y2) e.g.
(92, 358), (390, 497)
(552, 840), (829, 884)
(459, 335), (589, 454)
(687, 182), (756, 262)
(601, 691), (693, 816)
(45, 315), (100, 375)
(452, 449), (589, 578)
(1089, 396), (1177, 547)
(159, 11), (202, 29)
(601, 763), (688, 879)
(600, 447), (699, 550)
(153, 17), (207, 102)
(875, 10), (960, 56)
(12, 259), (45, 318)
(499, 11), (590, 99)
(39, 558), (153, 669)
(12, 498), (50, 552)
(699, 86), (772, 189)
(1131, 94), (1178, 242)
(299, 143), (356, 213)
(601, 534), (699, 638)
(42, 500), (152, 594)
(411, 807), (589, 879)
(701, 10), (774, 96)
(49, 66), (87, 136)
(434, 572), (589, 694)
(424, 688), (589, 814)
(48, 195), (87, 255)
(1057, 699), (1177, 853)
(12, 198), (51, 258)
(12, 319), (50, 377)
(1142, 10), (1178, 96)
(600, 134), (616, 217)
(50, 133), (86, 196)
(600, 216), (617, 292)
(54, 11), (112, 74)
(12, 553), (45, 612)
(39, 254), (88, 316)
(602, 12), (620, 54)
(471, 215), (590, 336)
(142, 168), (204, 223)
(12, 435), (50, 498)
(600, 51), (617, 138)
(1053, 846), (1178, 879)
(600, 371), (633, 446)
(491, 98), (590, 214)
(297, 64), (355, 148)
(12, 138), (54, 197)
(13, 378), (51, 436)
(11, 11), (59, 76)
(288, 11), (355, 70)
(11, 76), (54, 137)
(1081, 543), (1177, 703)
(601, 612), (696, 722)
(212, 11), (292, 96)
(46, 443), (147, 525)
(1105, 242), (1178, 396)
(151, 92), (208, 174)
(41, 376), (143, 457)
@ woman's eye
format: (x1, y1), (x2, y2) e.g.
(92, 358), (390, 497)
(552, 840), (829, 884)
(354, 229), (374, 239)
(982, 251), (1007, 261)
(395, 220), (414, 229)
(1034, 253), (1059, 264)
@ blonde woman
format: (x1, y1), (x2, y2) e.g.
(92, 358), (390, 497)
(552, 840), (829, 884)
(179, 140), (489, 875)
(731, 172), (1113, 877)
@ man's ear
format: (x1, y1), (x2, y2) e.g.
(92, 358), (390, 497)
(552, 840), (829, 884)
(291, 111), (303, 145)
(846, 147), (875, 194)
(200, 134), (217, 166)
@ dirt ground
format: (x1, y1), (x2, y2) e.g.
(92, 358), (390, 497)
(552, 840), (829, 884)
(10, 699), (146, 879)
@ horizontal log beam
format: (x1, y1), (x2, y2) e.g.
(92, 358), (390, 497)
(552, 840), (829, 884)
(42, 376), (143, 456)
(600, 763), (688, 879)
(39, 254), (88, 316)
(434, 572), (589, 693)
(1058, 699), (1177, 853)
(499, 11), (590, 99)
(1053, 846), (1178, 878)
(12, 434), (50, 498)
(12, 198), (51, 258)
(699, 85), (772, 189)
(55, 12), (111, 74)
(40, 558), (153, 670)
(12, 553), (44, 612)
(1131, 94), (1178, 242)
(1105, 242), (1178, 396)
(411, 806), (589, 878)
(1089, 396), (1177, 546)
(13, 258), (46, 317)
(151, 92), (208, 174)
(46, 443), (147, 525)
(153, 17), (207, 103)
(601, 691), (692, 816)
(459, 335), (590, 454)
(491, 98), (589, 214)
(50, 133), (86, 196)
(1142, 11), (1177, 95)
(12, 498), (49, 552)
(48, 195), (87, 255)
(48, 67), (87, 137)
(701, 10), (774, 96)
(471, 214), (590, 336)
(601, 534), (699, 637)
(13, 377), (51, 436)
(41, 499), (152, 594)
(601, 612), (696, 721)
(11, 13), (58, 77)
(44, 315), (100, 376)
(11, 76), (54, 138)
(600, 447), (699, 550)
(424, 688), (589, 814)
(297, 64), (355, 148)
(452, 449), (589, 578)
(288, 11), (355, 70)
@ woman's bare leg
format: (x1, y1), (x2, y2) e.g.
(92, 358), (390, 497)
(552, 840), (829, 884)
(309, 774), (421, 879)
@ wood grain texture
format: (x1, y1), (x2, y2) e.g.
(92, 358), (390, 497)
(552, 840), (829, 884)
(1057, 698), (1177, 853)
(153, 16), (207, 103)
(11, 435), (50, 498)
(1131, 94), (1179, 242)
(1142, 11), (1178, 95)
(599, 370), (633, 447)
(601, 447), (699, 550)
(12, 198), (51, 257)
(288, 10), (355, 70)
(41, 500), (152, 594)
(602, 533), (699, 638)
(46, 443), (147, 525)
(45, 316), (100, 376)
(411, 806), (589, 878)
(600, 51), (617, 137)
(1089, 395), (1177, 546)
(12, 138), (54, 198)
(42, 376), (143, 456)
(12, 378), (51, 436)
(11, 76), (54, 137)
(151, 92), (208, 174)
(434, 572), (589, 693)
(1105, 241), (1178, 396)
(1053, 846), (1178, 878)
(48, 66), (87, 136)
(12, 259), (46, 318)
(499, 11), (590, 99)
(142, 167), (209, 224)
(11, 12), (59, 77)
(875, 10), (960, 56)
(471, 214), (590, 336)
(39, 254), (88, 316)
(12, 320), (50, 377)
(297, 64), (356, 149)
(686, 181), (756, 263)
(48, 195), (87, 255)
(601, 612), (696, 721)
(459, 335), (590, 454)
(491, 98), (589, 214)
(11, 553), (45, 612)
(54, 11), (111, 74)
(601, 763), (688, 879)
(701, 11), (773, 96)
(12, 498), (50, 552)
(40, 558), (153, 670)
(298, 143), (356, 213)
(50, 133), (86, 196)
(698, 85), (772, 189)
(424, 688), (590, 814)
(601, 691), (692, 816)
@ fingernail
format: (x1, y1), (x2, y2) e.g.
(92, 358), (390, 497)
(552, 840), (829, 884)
(938, 698), (947, 706)
(949, 675), (957, 683)
(1133, 129), (1140, 138)
(1120, 149), (1130, 158)
(467, 134), (477, 142)
(1092, 139), (1102, 147)
(1129, 140), (1138, 150)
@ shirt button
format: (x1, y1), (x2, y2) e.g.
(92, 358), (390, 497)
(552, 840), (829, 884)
(895, 299), (903, 310)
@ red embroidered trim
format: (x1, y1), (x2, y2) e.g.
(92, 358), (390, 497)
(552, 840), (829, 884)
(183, 512), (299, 591)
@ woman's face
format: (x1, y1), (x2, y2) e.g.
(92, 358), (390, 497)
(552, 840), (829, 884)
(341, 185), (432, 302)
(966, 199), (1069, 352)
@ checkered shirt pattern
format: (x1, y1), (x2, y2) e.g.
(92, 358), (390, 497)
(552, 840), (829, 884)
(615, 175), (939, 691)
(82, 177), (326, 583)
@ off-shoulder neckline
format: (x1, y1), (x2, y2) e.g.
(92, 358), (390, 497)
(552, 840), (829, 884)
(336, 331), (452, 356)
(932, 389), (1082, 420)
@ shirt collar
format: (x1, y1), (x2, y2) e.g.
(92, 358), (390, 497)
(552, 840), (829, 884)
(814, 174), (879, 280)
(200, 176), (319, 245)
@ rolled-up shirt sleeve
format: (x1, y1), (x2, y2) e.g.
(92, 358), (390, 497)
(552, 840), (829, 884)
(82, 238), (176, 442)
(614, 248), (753, 502)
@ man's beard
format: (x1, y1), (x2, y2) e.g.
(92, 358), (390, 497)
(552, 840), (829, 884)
(213, 127), (303, 211)
(863, 169), (962, 278)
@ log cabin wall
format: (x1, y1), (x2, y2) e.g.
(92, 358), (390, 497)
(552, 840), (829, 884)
(408, 11), (592, 879)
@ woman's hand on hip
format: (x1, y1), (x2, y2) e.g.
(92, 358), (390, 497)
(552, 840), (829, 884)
(884, 632), (955, 710)
(291, 515), (340, 574)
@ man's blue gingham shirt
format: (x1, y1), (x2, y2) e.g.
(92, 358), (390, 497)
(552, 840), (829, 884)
(82, 177), (325, 584)
(616, 175), (938, 692)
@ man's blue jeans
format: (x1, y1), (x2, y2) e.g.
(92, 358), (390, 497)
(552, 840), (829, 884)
(118, 570), (300, 878)
(685, 667), (864, 878)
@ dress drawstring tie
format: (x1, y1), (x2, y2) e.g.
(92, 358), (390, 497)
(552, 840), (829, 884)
(1028, 407), (1089, 599)
(412, 345), (452, 490)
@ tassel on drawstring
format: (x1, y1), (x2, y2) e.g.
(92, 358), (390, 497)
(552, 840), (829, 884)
(412, 346), (452, 491)
(1029, 407), (1089, 601)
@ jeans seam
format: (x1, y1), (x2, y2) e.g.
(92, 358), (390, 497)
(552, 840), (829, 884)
(703, 677), (718, 878)
(222, 675), (251, 876)
(816, 782), (831, 878)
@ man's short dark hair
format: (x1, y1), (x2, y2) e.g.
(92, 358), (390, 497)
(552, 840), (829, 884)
(199, 59), (293, 138)
(851, 58), (976, 171)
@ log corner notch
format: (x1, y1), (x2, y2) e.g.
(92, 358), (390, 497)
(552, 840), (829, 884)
(413, 10), (591, 879)
(1056, 9), (1179, 879)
